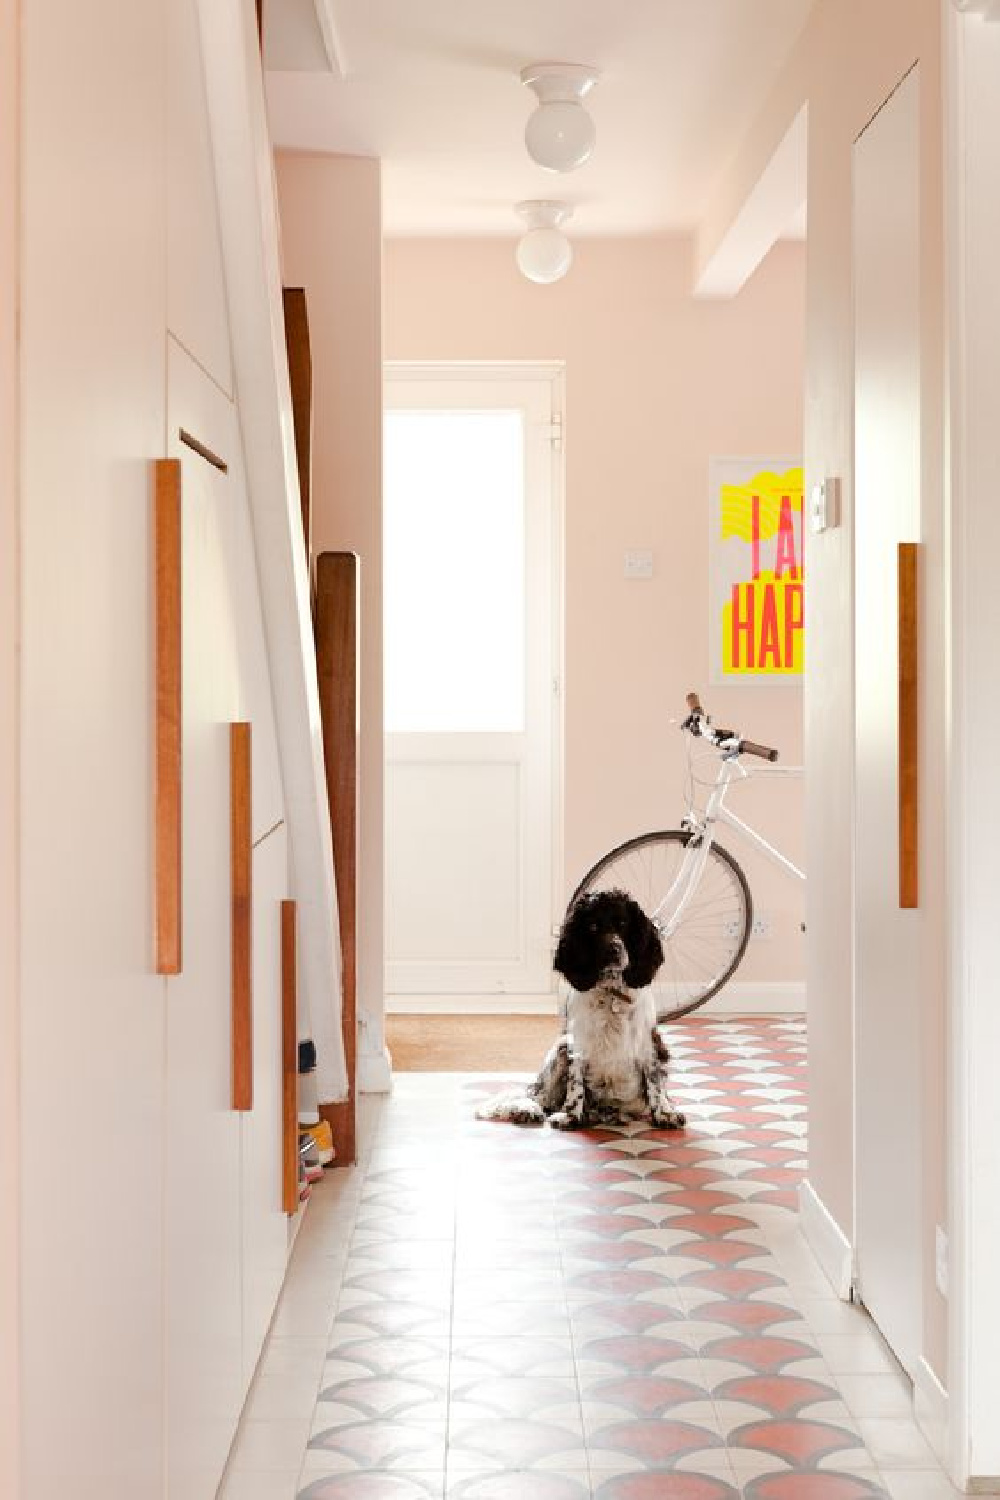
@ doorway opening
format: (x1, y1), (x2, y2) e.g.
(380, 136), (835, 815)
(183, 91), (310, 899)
(383, 362), (565, 1016)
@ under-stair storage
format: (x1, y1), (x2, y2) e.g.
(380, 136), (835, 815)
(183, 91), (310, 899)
(164, 338), (296, 1500)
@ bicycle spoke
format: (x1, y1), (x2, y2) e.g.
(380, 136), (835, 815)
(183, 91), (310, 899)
(572, 829), (751, 1019)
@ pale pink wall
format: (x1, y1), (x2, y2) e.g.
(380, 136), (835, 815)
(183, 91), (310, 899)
(275, 151), (387, 1076)
(384, 236), (806, 989)
(700, 0), (946, 1381)
(0, 0), (19, 1488)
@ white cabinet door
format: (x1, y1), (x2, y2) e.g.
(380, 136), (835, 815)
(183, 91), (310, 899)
(853, 66), (923, 1377)
(230, 433), (285, 845)
(242, 826), (293, 1388)
(165, 345), (243, 1500)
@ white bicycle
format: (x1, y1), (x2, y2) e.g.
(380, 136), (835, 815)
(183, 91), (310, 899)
(570, 691), (804, 1021)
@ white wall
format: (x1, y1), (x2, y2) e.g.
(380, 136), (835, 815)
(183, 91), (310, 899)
(0, 0), (20, 1492)
(697, 0), (947, 1390)
(384, 236), (806, 991)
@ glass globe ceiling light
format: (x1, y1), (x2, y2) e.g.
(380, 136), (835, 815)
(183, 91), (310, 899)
(515, 200), (574, 285)
(520, 62), (600, 173)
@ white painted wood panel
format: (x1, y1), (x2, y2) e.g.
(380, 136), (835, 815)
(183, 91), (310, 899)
(165, 363), (243, 1500)
(19, 1), (168, 1494)
(946, 10), (1000, 1482)
(853, 65), (923, 1378)
(231, 432), (286, 842)
(167, 0), (233, 395)
(384, 371), (559, 998)
(242, 826), (292, 1387)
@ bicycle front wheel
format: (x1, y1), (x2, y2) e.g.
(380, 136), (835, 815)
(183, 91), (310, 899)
(570, 830), (752, 1021)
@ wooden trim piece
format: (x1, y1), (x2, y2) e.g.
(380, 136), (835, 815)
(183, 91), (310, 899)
(281, 900), (298, 1213)
(899, 542), (919, 908)
(282, 287), (313, 567)
(314, 552), (358, 1165)
(154, 459), (182, 974)
(231, 722), (254, 1110)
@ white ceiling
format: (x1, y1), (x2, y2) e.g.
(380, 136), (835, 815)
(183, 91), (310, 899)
(265, 0), (816, 239)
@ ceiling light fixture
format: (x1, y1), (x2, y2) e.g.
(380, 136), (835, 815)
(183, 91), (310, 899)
(520, 62), (600, 173)
(515, 201), (574, 285)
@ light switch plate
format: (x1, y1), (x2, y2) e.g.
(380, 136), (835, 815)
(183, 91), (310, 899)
(810, 477), (841, 534)
(624, 549), (654, 580)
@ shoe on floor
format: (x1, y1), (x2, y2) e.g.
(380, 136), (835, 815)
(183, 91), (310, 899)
(300, 1119), (335, 1166)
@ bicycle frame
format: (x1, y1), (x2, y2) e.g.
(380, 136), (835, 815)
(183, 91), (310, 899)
(652, 754), (804, 938)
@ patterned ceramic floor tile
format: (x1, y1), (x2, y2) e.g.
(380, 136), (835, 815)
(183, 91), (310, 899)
(446, 1417), (590, 1472)
(227, 1018), (960, 1500)
(445, 1471), (591, 1498)
(297, 1472), (445, 1499)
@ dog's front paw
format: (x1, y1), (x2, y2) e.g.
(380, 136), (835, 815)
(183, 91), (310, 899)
(548, 1109), (582, 1131)
(652, 1107), (687, 1131)
(508, 1101), (545, 1126)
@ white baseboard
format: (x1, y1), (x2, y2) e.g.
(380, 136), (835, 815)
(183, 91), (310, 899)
(386, 994), (561, 1016)
(913, 1356), (949, 1469)
(706, 981), (805, 1014)
(358, 1044), (393, 1093)
(386, 981), (805, 1018)
(799, 1179), (854, 1299)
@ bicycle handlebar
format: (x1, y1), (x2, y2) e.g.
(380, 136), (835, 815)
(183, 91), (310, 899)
(682, 690), (780, 763)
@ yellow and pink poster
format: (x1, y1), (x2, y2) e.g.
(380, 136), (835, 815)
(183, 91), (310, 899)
(709, 457), (805, 685)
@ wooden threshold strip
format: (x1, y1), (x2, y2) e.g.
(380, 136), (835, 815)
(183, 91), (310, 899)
(231, 722), (253, 1110)
(154, 459), (182, 974)
(281, 901), (298, 1214)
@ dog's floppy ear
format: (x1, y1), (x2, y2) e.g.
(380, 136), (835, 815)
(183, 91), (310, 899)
(622, 895), (664, 990)
(553, 894), (604, 993)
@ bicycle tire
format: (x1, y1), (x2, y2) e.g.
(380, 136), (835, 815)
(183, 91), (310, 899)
(569, 829), (753, 1021)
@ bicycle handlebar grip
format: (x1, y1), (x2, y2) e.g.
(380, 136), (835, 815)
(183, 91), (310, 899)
(685, 691), (704, 715)
(741, 739), (779, 763)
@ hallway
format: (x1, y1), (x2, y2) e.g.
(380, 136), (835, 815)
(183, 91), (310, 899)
(222, 1020), (955, 1499)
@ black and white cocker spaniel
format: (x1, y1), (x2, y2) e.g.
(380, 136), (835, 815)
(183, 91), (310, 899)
(477, 888), (686, 1131)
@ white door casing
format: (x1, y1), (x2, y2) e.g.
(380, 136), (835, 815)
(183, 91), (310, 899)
(384, 366), (563, 999)
(852, 65), (923, 1379)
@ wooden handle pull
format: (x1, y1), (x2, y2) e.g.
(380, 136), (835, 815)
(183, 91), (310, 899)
(231, 722), (253, 1109)
(898, 543), (918, 909)
(281, 900), (298, 1213)
(154, 459), (182, 974)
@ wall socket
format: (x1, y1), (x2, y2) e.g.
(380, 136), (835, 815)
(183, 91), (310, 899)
(935, 1225), (949, 1298)
(624, 549), (654, 580)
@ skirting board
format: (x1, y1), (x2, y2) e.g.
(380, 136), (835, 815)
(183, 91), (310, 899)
(913, 1357), (949, 1470)
(358, 1044), (393, 1094)
(386, 982), (806, 1018)
(799, 1179), (854, 1299)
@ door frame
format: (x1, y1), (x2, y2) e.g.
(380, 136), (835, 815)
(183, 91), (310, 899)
(944, 5), (1000, 1487)
(0, 0), (19, 1490)
(383, 360), (566, 1013)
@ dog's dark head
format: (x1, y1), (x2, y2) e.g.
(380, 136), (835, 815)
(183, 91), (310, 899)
(553, 888), (664, 994)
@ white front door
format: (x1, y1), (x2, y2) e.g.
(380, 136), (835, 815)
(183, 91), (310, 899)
(853, 66), (923, 1377)
(384, 367), (561, 999)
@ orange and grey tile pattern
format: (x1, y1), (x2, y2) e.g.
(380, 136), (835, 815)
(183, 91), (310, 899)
(224, 1018), (956, 1500)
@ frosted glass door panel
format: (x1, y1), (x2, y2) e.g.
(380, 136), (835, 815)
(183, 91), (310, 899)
(385, 409), (525, 734)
